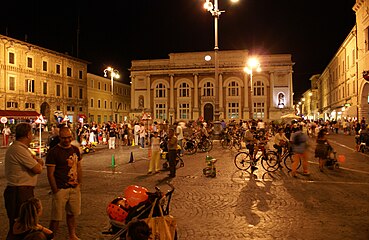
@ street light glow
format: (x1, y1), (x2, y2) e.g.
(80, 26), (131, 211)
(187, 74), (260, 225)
(104, 67), (120, 122)
(247, 57), (260, 68)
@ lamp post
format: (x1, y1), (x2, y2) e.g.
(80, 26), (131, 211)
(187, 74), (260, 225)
(104, 67), (120, 122)
(244, 57), (261, 119)
(203, 0), (239, 121)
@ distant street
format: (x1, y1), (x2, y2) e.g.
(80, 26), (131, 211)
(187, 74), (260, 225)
(1, 132), (369, 240)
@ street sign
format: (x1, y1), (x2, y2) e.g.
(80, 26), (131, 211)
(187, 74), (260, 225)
(35, 115), (45, 124)
(0, 117), (7, 124)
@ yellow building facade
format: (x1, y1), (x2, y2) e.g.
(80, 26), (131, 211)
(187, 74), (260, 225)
(87, 73), (131, 124)
(0, 34), (89, 124)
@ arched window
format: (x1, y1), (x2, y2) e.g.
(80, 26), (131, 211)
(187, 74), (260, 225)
(155, 83), (166, 98)
(179, 82), (190, 97)
(228, 81), (239, 96)
(203, 82), (214, 96)
(253, 81), (264, 96)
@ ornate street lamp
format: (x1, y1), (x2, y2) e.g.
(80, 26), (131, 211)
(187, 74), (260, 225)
(203, 0), (239, 121)
(104, 67), (120, 122)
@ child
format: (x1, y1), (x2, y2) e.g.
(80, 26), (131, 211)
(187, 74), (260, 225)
(13, 198), (53, 240)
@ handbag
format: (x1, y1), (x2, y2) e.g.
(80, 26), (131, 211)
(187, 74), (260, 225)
(143, 198), (177, 240)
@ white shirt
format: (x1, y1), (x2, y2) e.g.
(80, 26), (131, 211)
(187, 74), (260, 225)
(176, 125), (184, 140)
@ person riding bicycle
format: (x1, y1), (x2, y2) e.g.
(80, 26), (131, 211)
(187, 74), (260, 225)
(200, 123), (210, 142)
(273, 128), (289, 156)
(244, 126), (258, 171)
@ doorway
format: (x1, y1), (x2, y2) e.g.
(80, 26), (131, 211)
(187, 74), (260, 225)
(204, 103), (214, 121)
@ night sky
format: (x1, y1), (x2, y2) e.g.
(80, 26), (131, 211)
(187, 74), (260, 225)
(0, 0), (356, 100)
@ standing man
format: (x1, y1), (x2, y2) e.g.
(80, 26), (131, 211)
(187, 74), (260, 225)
(167, 128), (178, 178)
(46, 126), (82, 240)
(139, 123), (146, 148)
(4, 122), (44, 240)
(176, 122), (184, 156)
(2, 125), (12, 146)
(134, 122), (140, 146)
(108, 126), (116, 149)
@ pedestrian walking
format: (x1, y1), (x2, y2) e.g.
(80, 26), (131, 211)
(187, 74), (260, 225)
(4, 122), (44, 240)
(148, 131), (161, 174)
(13, 198), (53, 240)
(108, 126), (116, 149)
(290, 127), (309, 177)
(167, 128), (178, 178)
(45, 126), (82, 240)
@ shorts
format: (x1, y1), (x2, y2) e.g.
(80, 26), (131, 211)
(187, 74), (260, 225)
(51, 186), (81, 221)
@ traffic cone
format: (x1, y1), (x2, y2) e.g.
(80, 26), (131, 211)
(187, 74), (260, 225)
(111, 154), (116, 167)
(129, 152), (134, 163)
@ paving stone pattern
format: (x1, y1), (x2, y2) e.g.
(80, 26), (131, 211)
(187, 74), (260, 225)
(1, 134), (369, 240)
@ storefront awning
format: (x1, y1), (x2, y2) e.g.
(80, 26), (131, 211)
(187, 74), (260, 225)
(0, 110), (40, 119)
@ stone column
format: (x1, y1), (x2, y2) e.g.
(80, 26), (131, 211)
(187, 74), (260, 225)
(219, 73), (223, 113)
(270, 72), (275, 108)
(194, 73), (198, 109)
(193, 73), (199, 120)
(170, 74), (174, 110)
(131, 76), (135, 110)
(288, 71), (293, 108)
(243, 72), (249, 119)
(146, 75), (151, 109)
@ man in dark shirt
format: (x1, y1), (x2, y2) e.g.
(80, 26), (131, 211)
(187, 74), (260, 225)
(167, 128), (178, 178)
(46, 126), (82, 240)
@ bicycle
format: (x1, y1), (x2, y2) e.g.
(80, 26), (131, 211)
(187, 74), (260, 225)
(262, 144), (301, 172)
(221, 133), (242, 151)
(234, 140), (278, 172)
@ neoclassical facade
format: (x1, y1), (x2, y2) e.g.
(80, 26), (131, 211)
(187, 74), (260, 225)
(87, 73), (131, 124)
(130, 50), (294, 123)
(0, 34), (89, 124)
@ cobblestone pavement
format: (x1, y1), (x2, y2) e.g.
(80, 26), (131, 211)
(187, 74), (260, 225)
(1, 134), (369, 240)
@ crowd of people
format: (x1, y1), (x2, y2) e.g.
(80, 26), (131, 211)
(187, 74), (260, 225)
(2, 116), (364, 239)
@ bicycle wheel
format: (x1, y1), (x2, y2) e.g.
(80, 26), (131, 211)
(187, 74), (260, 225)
(261, 151), (280, 172)
(284, 153), (301, 171)
(221, 139), (231, 149)
(203, 139), (213, 152)
(233, 141), (242, 151)
(234, 152), (251, 170)
(184, 141), (197, 155)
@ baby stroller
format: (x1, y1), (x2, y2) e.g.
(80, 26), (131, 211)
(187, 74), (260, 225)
(325, 147), (339, 169)
(105, 182), (177, 240)
(159, 136), (184, 170)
